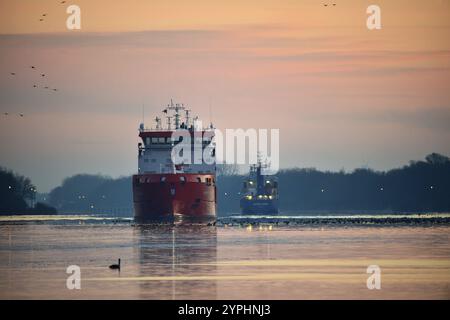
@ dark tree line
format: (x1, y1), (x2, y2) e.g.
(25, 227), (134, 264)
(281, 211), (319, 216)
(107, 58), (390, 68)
(0, 167), (56, 215)
(217, 153), (450, 213)
(48, 174), (133, 215)
(14, 153), (450, 216)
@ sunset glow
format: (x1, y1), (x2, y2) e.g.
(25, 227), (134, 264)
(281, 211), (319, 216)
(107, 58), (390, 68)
(1, 0), (449, 191)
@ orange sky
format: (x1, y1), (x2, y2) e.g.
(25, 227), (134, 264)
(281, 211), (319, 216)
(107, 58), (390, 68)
(1, 0), (450, 33)
(0, 0), (450, 191)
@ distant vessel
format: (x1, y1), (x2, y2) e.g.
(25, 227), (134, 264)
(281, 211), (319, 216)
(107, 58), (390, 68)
(132, 100), (216, 223)
(240, 160), (279, 215)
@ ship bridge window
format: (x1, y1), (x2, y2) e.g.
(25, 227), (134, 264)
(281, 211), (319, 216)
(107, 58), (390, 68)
(158, 137), (165, 143)
(145, 137), (150, 145)
(197, 177), (202, 183)
(206, 178), (212, 186)
(170, 136), (183, 144)
(180, 176), (186, 184)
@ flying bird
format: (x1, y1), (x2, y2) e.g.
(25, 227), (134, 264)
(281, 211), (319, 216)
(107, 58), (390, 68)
(42, 14), (47, 17)
(10, 72), (16, 75)
(30, 66), (35, 69)
(53, 88), (58, 91)
(39, 19), (44, 22)
(44, 86), (49, 89)
(33, 85), (37, 88)
(41, 74), (45, 77)
(3, 113), (8, 116)
(61, 1), (66, 3)
(19, 114), (24, 117)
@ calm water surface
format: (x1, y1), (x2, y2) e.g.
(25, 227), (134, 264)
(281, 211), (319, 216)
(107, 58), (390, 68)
(0, 216), (449, 299)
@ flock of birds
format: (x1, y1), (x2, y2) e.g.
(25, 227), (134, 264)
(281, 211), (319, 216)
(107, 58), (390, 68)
(39, 1), (66, 22)
(10, 66), (58, 92)
(3, 2), (74, 118)
(4, 65), (60, 118)
(323, 3), (337, 6)
(3, 2), (70, 118)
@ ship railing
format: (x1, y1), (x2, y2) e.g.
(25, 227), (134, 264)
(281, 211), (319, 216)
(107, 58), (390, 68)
(139, 127), (215, 132)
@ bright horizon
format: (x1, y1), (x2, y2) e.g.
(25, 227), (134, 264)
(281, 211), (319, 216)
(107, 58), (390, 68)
(1, 0), (450, 192)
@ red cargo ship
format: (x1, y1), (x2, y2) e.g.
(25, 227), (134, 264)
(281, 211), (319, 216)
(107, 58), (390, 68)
(133, 100), (217, 223)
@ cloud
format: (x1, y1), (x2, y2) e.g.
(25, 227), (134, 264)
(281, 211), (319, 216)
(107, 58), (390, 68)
(305, 107), (450, 133)
(0, 30), (223, 49)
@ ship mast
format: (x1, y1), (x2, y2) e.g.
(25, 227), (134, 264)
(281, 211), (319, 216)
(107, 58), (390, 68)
(155, 116), (162, 130)
(164, 99), (186, 129)
(166, 115), (172, 130)
(184, 109), (191, 128)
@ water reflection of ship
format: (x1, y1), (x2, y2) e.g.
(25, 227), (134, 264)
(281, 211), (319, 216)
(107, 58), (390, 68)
(240, 159), (279, 215)
(134, 225), (217, 299)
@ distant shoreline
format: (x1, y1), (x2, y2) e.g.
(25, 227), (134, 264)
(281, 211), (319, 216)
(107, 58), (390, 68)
(1, 213), (450, 227)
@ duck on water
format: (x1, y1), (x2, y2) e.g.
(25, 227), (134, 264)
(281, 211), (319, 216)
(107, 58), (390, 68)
(109, 259), (121, 271)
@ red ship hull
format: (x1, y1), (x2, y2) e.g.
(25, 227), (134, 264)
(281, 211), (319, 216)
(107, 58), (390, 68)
(133, 173), (216, 223)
